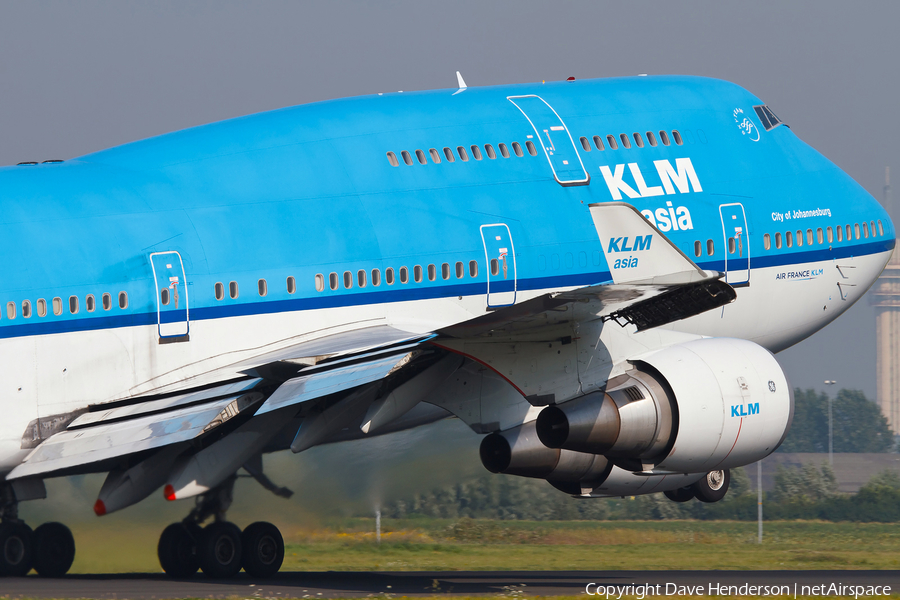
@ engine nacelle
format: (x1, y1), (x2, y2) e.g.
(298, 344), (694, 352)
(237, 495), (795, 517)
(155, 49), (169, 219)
(536, 338), (793, 473)
(480, 421), (612, 489)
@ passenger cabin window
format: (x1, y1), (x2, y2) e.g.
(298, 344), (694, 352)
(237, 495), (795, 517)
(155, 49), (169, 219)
(606, 135), (618, 150)
(469, 260), (478, 277)
(215, 282), (224, 300)
(525, 141), (538, 156)
(69, 295), (78, 314)
(6, 302), (14, 320)
(441, 263), (450, 279)
(357, 270), (367, 288)
(258, 279), (267, 296)
(53, 297), (62, 315)
(593, 135), (605, 150)
(415, 149), (427, 165)
(443, 147), (455, 162)
(427, 264), (436, 281)
(512, 142), (524, 157)
(659, 130), (670, 146)
(763, 234), (771, 250)
(343, 271), (353, 289)
(619, 133), (632, 149)
(837, 226), (844, 242)
(827, 227), (834, 243)
(484, 144), (496, 159)
(457, 146), (469, 161)
(161, 288), (169, 305)
(312, 275), (322, 293)
(329, 272), (338, 290)
(471, 145), (483, 160)
(863, 222), (869, 238)
(580, 137), (591, 151)
(673, 130), (683, 145)
(229, 281), (239, 298)
(775, 232), (782, 249)
(37, 298), (47, 317)
(796, 230), (803, 247)
(855, 223), (861, 239)
(498, 143), (510, 158)
(633, 132), (644, 148)
(728, 237), (736, 254)
(102, 293), (111, 310)
(786, 231), (793, 247)
(646, 131), (658, 147)
(386, 152), (399, 167)
(429, 148), (441, 163)
(386, 268), (395, 285)
(846, 224), (852, 240)
(817, 228), (824, 244)
(871, 221), (877, 236)
(806, 229), (813, 245)
(414, 265), (423, 282)
(399, 266), (409, 284)
(491, 258), (499, 276)
(371, 269), (381, 286)
(288, 276), (297, 294)
(694, 240), (702, 257)
(455, 261), (464, 278)
(706, 239), (714, 255)
(22, 300), (31, 318)
(119, 291), (128, 309)
(86, 295), (95, 312)
(401, 151), (413, 166)
(879, 220), (885, 236)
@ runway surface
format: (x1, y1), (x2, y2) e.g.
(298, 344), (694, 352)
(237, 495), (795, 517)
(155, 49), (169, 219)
(2, 570), (898, 598)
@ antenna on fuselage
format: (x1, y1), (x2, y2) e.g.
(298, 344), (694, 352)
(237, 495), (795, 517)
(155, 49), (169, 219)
(456, 71), (467, 89)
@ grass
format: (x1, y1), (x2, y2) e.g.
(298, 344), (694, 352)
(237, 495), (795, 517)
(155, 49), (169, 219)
(62, 518), (900, 574)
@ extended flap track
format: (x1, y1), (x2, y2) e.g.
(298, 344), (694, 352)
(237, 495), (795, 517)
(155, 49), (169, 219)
(603, 279), (736, 331)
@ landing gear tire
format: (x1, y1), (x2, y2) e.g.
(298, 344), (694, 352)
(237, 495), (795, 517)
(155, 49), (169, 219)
(158, 523), (200, 578)
(692, 469), (730, 503)
(663, 486), (695, 503)
(241, 522), (284, 578)
(0, 522), (33, 576)
(198, 521), (242, 578)
(32, 522), (75, 577)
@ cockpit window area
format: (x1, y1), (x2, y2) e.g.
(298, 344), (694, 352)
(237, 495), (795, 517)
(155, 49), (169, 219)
(753, 105), (786, 131)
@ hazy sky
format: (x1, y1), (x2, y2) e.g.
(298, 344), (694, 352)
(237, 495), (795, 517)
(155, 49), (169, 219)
(1, 1), (898, 399)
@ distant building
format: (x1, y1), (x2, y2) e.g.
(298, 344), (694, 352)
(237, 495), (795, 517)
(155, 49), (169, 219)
(871, 167), (900, 432)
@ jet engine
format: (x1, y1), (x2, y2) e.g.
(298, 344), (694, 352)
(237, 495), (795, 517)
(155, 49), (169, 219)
(536, 338), (793, 473)
(480, 421), (612, 492)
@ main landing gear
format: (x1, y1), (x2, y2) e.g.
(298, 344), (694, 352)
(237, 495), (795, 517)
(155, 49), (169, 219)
(157, 476), (285, 578)
(0, 486), (76, 577)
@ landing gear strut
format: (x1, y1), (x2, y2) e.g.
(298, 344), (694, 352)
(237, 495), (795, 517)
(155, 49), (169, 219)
(157, 475), (285, 579)
(0, 484), (75, 577)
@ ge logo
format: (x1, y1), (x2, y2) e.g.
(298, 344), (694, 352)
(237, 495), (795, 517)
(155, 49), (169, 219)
(768, 380), (776, 392)
(733, 108), (760, 142)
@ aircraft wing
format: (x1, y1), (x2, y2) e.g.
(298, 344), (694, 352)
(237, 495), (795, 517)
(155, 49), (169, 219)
(8, 203), (733, 482)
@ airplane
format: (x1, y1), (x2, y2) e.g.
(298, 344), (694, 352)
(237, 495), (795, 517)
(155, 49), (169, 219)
(0, 72), (892, 578)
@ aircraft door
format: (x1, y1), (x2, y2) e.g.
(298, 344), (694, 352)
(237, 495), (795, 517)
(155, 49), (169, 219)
(507, 95), (590, 187)
(719, 203), (750, 286)
(150, 251), (190, 340)
(480, 224), (517, 308)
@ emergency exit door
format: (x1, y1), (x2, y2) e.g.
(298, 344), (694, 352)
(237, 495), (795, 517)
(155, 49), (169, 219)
(150, 251), (190, 340)
(480, 224), (517, 308)
(507, 95), (590, 186)
(719, 203), (750, 286)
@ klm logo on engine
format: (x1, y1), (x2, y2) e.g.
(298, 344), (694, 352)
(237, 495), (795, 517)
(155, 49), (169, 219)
(731, 403), (760, 417)
(600, 158), (700, 232)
